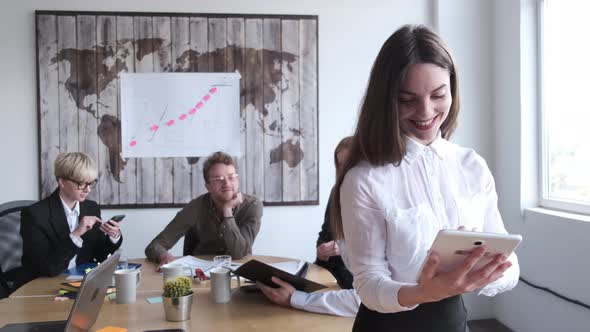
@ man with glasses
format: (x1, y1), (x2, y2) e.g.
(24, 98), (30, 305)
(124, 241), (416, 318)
(19, 152), (123, 285)
(145, 151), (262, 265)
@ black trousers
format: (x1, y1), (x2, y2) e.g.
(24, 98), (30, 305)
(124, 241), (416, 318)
(352, 295), (467, 332)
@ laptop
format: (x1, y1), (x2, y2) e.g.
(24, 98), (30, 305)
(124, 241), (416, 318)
(1, 252), (120, 332)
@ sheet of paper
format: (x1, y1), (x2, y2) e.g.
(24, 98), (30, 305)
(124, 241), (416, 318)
(171, 256), (242, 277)
(121, 72), (241, 158)
(269, 260), (305, 275)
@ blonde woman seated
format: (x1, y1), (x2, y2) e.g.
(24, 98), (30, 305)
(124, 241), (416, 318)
(19, 152), (122, 285)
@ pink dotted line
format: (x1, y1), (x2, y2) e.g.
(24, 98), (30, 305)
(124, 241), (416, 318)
(129, 87), (218, 147)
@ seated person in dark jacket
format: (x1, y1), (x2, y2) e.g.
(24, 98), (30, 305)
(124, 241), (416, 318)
(20, 152), (122, 284)
(145, 151), (263, 265)
(315, 136), (354, 289)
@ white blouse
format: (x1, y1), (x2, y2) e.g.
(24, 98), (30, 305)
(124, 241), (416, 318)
(291, 289), (360, 317)
(340, 136), (520, 313)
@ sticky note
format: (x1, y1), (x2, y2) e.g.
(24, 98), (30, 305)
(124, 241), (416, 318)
(146, 296), (163, 304)
(96, 327), (127, 332)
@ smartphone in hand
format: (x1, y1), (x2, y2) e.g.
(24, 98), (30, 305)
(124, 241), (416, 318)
(107, 214), (126, 223)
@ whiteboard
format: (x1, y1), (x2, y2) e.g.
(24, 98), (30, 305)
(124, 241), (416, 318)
(121, 72), (241, 158)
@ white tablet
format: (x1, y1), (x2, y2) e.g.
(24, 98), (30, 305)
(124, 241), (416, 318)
(427, 229), (522, 272)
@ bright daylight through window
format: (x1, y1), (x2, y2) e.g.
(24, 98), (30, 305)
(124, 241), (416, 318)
(540, 0), (590, 214)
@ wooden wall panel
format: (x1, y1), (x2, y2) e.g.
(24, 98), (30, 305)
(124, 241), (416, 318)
(262, 18), (282, 202)
(37, 15), (59, 198)
(134, 16), (156, 204)
(153, 16), (174, 204)
(37, 12), (319, 207)
(116, 16), (137, 205)
(171, 16), (192, 204)
(96, 15), (120, 205)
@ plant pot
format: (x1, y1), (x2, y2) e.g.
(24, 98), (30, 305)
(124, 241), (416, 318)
(163, 292), (193, 321)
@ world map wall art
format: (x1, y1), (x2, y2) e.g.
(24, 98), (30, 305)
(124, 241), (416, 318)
(36, 11), (319, 207)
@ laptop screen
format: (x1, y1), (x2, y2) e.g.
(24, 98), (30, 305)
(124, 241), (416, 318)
(65, 252), (120, 332)
(0, 253), (120, 332)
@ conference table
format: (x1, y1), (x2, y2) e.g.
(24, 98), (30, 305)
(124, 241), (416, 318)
(1, 255), (355, 331)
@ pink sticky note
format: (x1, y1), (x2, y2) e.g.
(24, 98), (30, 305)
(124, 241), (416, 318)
(209, 87), (218, 94)
(179, 114), (188, 120)
(196, 102), (204, 109)
(166, 120), (175, 126)
(203, 94), (211, 101)
(189, 108), (197, 115)
(129, 140), (137, 147)
(150, 125), (159, 132)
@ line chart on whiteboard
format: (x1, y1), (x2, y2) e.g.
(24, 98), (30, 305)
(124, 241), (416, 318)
(121, 72), (241, 158)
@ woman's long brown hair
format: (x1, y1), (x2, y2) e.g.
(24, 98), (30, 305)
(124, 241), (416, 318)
(330, 25), (461, 240)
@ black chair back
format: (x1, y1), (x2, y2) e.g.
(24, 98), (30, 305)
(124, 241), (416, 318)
(0, 200), (35, 298)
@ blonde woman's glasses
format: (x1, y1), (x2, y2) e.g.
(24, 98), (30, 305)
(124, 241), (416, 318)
(67, 179), (97, 190)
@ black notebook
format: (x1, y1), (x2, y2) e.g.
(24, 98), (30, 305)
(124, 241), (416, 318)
(232, 259), (327, 293)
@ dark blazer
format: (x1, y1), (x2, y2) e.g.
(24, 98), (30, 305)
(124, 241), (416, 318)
(19, 189), (121, 285)
(315, 190), (354, 290)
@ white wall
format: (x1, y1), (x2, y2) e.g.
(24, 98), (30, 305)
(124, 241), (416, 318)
(0, 0), (501, 321)
(0, 0), (430, 260)
(437, 0), (495, 164)
(493, 1), (590, 331)
(0, 0), (438, 259)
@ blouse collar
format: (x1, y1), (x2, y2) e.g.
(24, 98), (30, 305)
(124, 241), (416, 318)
(403, 132), (448, 163)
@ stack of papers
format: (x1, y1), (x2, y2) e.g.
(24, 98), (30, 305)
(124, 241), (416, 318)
(59, 281), (116, 299)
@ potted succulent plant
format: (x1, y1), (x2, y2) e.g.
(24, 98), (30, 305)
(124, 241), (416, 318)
(162, 276), (193, 321)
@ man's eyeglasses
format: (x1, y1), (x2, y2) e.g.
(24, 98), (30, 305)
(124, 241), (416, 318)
(207, 173), (239, 185)
(67, 179), (97, 190)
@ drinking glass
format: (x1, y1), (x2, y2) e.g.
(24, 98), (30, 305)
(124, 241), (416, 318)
(213, 255), (232, 269)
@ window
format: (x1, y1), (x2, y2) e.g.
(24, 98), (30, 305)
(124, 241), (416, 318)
(540, 0), (590, 214)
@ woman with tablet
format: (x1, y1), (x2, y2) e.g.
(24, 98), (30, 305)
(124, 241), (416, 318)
(330, 25), (520, 331)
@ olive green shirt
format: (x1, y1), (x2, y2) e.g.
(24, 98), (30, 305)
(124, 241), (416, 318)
(145, 193), (262, 261)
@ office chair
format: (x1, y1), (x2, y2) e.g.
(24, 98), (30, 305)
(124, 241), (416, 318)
(0, 200), (35, 298)
(182, 230), (196, 256)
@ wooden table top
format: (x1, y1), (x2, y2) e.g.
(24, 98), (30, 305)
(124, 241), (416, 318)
(2, 255), (354, 331)
(11, 255), (336, 297)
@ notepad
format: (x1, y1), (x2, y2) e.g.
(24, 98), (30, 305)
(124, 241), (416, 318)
(232, 259), (325, 293)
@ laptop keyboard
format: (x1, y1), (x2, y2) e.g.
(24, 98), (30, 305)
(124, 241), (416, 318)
(30, 321), (67, 332)
(0, 321), (67, 332)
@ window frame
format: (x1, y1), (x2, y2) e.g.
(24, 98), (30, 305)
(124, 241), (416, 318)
(538, 0), (590, 215)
